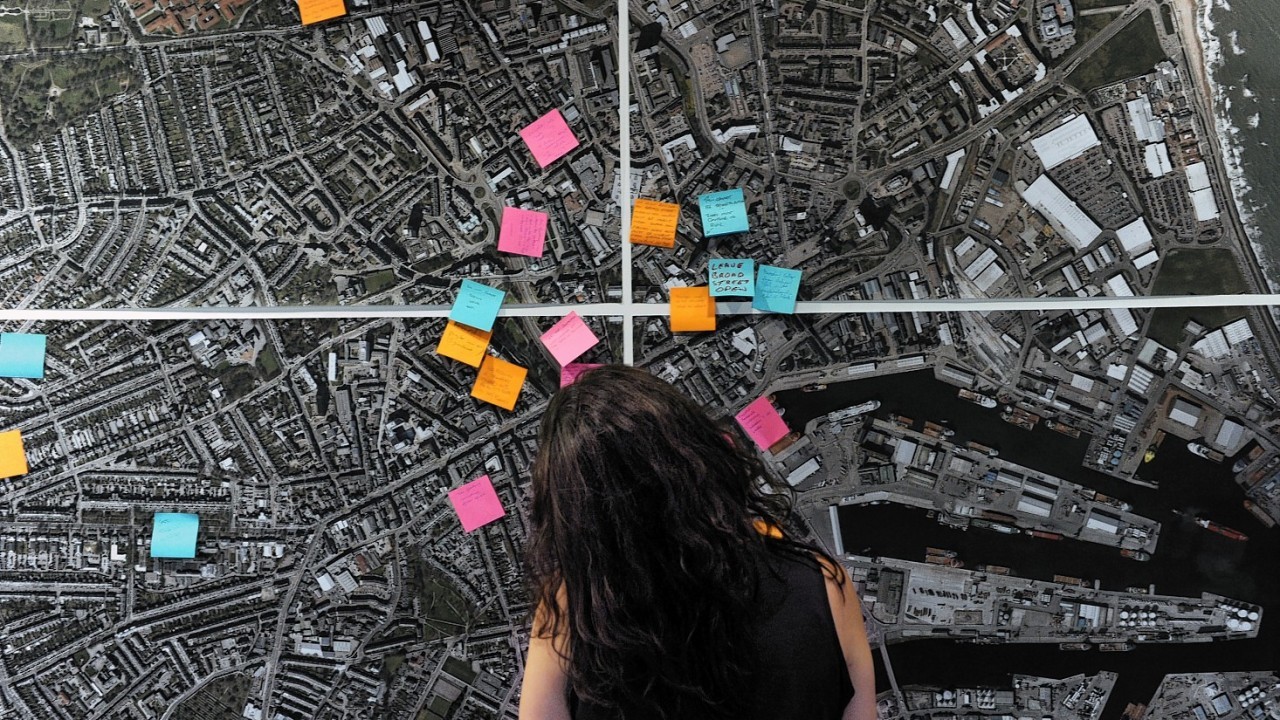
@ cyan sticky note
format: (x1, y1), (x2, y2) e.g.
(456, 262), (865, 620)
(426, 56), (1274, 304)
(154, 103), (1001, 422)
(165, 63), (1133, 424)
(709, 259), (755, 297)
(0, 333), (47, 379)
(753, 265), (802, 314)
(698, 189), (749, 236)
(151, 513), (199, 558)
(449, 280), (506, 332)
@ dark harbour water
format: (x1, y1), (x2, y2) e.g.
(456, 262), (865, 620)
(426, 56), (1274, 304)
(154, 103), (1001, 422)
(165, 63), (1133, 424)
(775, 371), (1279, 713)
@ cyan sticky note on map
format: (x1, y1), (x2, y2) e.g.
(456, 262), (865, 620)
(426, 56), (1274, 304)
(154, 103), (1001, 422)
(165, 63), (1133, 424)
(753, 265), (802, 314)
(449, 280), (506, 332)
(0, 333), (47, 379)
(151, 512), (199, 558)
(698, 189), (749, 236)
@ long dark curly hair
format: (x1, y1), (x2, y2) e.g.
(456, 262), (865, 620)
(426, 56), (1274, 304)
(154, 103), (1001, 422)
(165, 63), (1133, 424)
(525, 365), (844, 718)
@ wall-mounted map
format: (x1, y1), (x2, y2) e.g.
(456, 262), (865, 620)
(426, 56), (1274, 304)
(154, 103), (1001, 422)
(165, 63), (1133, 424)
(0, 0), (1277, 716)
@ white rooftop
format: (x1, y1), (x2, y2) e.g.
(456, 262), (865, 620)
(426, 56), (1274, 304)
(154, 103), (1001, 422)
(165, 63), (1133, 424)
(1116, 217), (1154, 255)
(1022, 175), (1102, 250)
(1030, 114), (1101, 170)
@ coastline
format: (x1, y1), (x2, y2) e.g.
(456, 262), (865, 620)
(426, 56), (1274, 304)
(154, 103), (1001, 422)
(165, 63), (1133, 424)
(1169, 0), (1276, 292)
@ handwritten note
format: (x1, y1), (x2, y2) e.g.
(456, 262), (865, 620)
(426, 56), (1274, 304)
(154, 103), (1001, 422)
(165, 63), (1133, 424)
(498, 206), (549, 257)
(630, 199), (680, 248)
(753, 265), (803, 314)
(0, 333), (47, 379)
(298, 0), (346, 25)
(520, 109), (580, 168)
(735, 396), (790, 451)
(437, 321), (492, 368)
(150, 512), (199, 558)
(0, 429), (28, 480)
(540, 312), (600, 366)
(471, 355), (528, 411)
(708, 259), (755, 297)
(448, 475), (506, 532)
(560, 362), (603, 388)
(698, 189), (749, 236)
(670, 286), (717, 333)
(449, 280), (506, 332)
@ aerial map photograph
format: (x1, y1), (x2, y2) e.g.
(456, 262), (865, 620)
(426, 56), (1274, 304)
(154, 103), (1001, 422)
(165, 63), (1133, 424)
(0, 0), (1277, 716)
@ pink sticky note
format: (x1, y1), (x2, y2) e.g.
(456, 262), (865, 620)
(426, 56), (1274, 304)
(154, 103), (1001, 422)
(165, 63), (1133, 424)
(560, 363), (604, 388)
(498, 206), (549, 257)
(735, 396), (790, 451)
(448, 475), (506, 533)
(540, 312), (600, 366)
(519, 109), (580, 168)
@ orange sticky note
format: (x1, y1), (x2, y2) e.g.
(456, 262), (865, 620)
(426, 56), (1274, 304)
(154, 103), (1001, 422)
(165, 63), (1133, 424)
(0, 429), (29, 480)
(437, 321), (492, 368)
(298, 0), (345, 25)
(631, 199), (680, 248)
(670, 286), (716, 332)
(471, 355), (528, 411)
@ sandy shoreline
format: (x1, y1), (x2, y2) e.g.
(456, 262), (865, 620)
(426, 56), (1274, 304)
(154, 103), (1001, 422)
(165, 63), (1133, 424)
(1170, 0), (1214, 114)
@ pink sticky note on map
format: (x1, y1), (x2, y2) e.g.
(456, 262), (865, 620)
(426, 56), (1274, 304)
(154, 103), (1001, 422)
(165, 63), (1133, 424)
(540, 312), (600, 366)
(735, 396), (790, 451)
(448, 475), (506, 533)
(498, 206), (549, 257)
(560, 363), (604, 388)
(519, 109), (580, 168)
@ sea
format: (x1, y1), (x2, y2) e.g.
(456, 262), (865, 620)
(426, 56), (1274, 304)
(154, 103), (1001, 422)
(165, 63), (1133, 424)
(776, 371), (1279, 714)
(1199, 0), (1280, 289)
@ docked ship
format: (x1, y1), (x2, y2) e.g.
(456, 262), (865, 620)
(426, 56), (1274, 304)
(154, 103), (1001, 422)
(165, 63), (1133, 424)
(1099, 642), (1136, 652)
(976, 564), (1012, 576)
(1026, 529), (1064, 540)
(922, 420), (955, 438)
(1059, 642), (1092, 651)
(1188, 441), (1225, 463)
(971, 518), (1019, 535)
(1120, 548), (1151, 562)
(966, 440), (999, 457)
(1244, 500), (1277, 528)
(1195, 517), (1249, 542)
(1000, 406), (1040, 430)
(825, 401), (880, 423)
(1044, 420), (1082, 438)
(925, 553), (964, 568)
(1143, 447), (1157, 463)
(957, 388), (998, 409)
(925, 547), (957, 558)
(801, 383), (828, 392)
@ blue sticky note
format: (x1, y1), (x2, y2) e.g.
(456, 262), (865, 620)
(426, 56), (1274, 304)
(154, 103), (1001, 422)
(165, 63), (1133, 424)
(753, 265), (803, 314)
(449, 280), (506, 332)
(0, 333), (47, 379)
(698, 189), (749, 236)
(709, 259), (755, 297)
(151, 513), (199, 558)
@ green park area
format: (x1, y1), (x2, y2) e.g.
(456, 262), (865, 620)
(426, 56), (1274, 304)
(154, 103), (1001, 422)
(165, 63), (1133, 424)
(1146, 248), (1249, 347)
(1068, 10), (1168, 91)
(0, 16), (25, 50)
(0, 52), (135, 146)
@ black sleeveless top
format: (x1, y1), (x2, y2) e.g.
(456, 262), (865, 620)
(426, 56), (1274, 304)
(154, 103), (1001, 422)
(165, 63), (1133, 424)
(570, 548), (855, 719)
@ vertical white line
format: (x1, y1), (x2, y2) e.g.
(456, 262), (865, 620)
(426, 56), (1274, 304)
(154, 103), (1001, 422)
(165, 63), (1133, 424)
(618, 0), (634, 365)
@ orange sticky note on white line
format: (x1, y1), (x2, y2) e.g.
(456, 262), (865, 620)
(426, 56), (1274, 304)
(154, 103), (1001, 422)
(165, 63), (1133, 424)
(471, 356), (528, 411)
(298, 0), (345, 25)
(437, 321), (492, 368)
(630, 199), (680, 248)
(670, 286), (716, 333)
(0, 429), (29, 480)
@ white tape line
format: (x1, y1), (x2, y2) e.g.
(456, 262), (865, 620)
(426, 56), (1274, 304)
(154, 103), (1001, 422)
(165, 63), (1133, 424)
(618, 0), (634, 365)
(0, 295), (1275, 322)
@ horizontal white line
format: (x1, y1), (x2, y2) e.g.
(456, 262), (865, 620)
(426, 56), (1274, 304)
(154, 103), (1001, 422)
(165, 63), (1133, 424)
(0, 295), (1275, 322)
